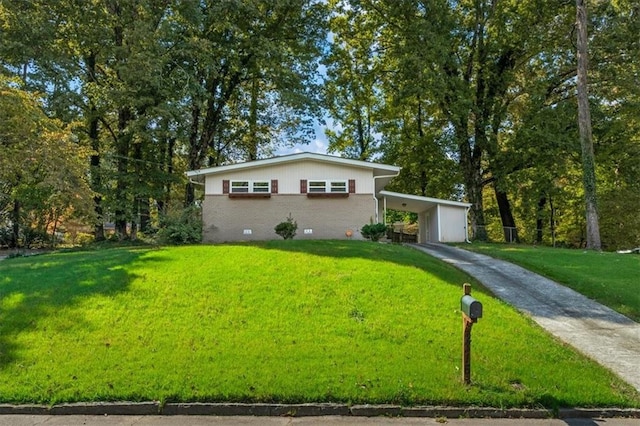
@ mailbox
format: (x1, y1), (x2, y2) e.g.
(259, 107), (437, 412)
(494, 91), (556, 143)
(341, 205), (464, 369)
(461, 295), (483, 319)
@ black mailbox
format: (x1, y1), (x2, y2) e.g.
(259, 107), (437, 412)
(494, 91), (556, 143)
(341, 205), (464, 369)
(461, 295), (483, 319)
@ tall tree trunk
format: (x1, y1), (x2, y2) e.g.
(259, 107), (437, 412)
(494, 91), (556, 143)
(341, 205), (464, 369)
(86, 52), (105, 241)
(160, 136), (175, 214)
(494, 186), (519, 243)
(549, 196), (556, 247)
(248, 77), (259, 161)
(11, 199), (20, 249)
(464, 5), (489, 242)
(89, 122), (105, 241)
(458, 127), (487, 240)
(417, 96), (428, 197)
(461, 147), (486, 240)
(111, 3), (131, 239)
(536, 196), (546, 243)
(185, 102), (201, 206)
(139, 198), (150, 233)
(576, 0), (601, 250)
(132, 139), (145, 238)
(114, 107), (131, 239)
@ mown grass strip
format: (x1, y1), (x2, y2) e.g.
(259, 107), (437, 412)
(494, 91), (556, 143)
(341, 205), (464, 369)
(0, 241), (637, 407)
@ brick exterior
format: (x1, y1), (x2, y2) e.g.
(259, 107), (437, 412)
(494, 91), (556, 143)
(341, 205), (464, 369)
(202, 194), (374, 243)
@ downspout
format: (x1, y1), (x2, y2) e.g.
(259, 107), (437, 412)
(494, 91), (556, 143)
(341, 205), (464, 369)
(437, 204), (442, 243)
(373, 173), (400, 223)
(465, 206), (472, 243)
(383, 196), (387, 225)
(186, 175), (205, 209)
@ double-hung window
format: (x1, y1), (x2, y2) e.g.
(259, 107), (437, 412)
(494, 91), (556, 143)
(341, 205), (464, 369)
(308, 180), (347, 193)
(230, 180), (270, 194)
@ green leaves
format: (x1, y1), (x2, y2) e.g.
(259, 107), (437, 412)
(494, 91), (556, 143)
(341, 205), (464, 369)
(0, 78), (93, 246)
(323, 0), (639, 248)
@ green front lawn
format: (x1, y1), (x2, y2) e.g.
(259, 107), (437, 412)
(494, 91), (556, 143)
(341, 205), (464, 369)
(0, 241), (637, 407)
(458, 243), (640, 322)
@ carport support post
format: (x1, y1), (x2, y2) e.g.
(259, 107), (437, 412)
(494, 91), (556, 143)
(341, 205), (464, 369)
(462, 283), (476, 384)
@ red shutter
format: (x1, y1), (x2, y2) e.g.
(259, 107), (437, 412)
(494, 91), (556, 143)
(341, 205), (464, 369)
(271, 179), (278, 194)
(300, 179), (307, 194)
(222, 180), (230, 194)
(348, 179), (356, 194)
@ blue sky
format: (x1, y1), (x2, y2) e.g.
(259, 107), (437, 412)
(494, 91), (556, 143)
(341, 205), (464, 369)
(275, 117), (336, 156)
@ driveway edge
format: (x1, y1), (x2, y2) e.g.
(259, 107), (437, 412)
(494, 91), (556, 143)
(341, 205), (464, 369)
(0, 403), (638, 418)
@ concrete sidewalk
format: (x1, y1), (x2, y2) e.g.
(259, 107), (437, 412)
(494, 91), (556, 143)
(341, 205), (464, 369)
(411, 243), (640, 393)
(1, 416), (640, 426)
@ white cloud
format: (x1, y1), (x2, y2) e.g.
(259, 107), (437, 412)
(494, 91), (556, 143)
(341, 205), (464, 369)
(276, 138), (327, 156)
(274, 118), (329, 156)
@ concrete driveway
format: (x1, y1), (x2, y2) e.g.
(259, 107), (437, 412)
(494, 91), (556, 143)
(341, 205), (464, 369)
(411, 243), (640, 393)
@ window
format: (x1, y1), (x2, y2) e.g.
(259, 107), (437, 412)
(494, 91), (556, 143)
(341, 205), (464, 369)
(330, 181), (347, 193)
(230, 180), (270, 194)
(252, 181), (270, 193)
(231, 181), (249, 193)
(308, 180), (347, 193)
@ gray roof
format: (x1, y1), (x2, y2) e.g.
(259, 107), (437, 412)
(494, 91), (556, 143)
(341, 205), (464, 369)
(185, 152), (401, 180)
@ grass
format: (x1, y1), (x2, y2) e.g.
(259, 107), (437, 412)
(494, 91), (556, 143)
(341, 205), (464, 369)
(457, 242), (640, 322)
(0, 240), (638, 408)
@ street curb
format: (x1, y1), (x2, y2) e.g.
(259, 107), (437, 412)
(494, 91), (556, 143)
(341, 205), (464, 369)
(0, 403), (639, 418)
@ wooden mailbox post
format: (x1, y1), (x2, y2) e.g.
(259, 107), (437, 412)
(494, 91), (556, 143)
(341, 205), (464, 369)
(461, 283), (482, 384)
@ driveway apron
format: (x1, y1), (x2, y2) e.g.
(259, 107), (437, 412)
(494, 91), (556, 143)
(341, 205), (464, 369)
(411, 243), (640, 393)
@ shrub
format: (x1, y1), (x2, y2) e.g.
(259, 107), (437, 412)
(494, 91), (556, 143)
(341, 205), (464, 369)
(70, 232), (94, 246)
(274, 213), (297, 240)
(157, 205), (202, 245)
(361, 223), (388, 242)
(0, 226), (13, 248)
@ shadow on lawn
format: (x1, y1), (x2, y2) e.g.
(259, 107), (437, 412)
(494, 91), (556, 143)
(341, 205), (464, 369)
(0, 248), (157, 367)
(237, 239), (481, 292)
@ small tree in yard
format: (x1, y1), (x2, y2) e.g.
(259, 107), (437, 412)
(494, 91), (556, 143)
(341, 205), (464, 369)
(361, 223), (388, 242)
(275, 213), (297, 240)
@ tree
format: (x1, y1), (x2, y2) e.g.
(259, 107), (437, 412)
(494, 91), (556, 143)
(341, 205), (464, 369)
(323, 0), (382, 160)
(326, 0), (575, 242)
(0, 78), (93, 247)
(576, 0), (602, 250)
(177, 0), (327, 204)
(1, 0), (327, 241)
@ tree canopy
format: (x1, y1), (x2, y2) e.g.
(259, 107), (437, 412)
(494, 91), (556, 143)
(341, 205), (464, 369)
(0, 77), (92, 247)
(1, 0), (638, 250)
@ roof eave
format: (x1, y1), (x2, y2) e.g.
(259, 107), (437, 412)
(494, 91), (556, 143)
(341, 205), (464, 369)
(185, 152), (401, 177)
(378, 190), (472, 208)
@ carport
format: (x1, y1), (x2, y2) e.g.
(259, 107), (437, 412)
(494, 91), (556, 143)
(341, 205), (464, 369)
(377, 190), (471, 243)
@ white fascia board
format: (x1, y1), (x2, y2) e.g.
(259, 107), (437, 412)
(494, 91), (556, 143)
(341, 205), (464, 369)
(379, 190), (472, 208)
(185, 152), (400, 177)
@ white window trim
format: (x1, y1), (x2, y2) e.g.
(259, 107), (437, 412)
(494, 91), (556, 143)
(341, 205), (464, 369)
(308, 179), (348, 193)
(230, 180), (271, 193)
